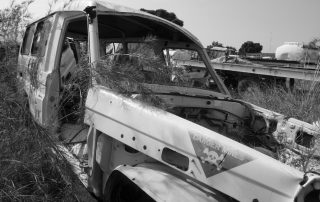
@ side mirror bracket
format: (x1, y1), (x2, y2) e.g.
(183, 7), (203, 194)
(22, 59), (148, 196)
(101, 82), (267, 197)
(84, 6), (97, 24)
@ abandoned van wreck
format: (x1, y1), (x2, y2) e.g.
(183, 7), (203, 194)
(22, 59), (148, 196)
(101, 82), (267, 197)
(17, 0), (320, 201)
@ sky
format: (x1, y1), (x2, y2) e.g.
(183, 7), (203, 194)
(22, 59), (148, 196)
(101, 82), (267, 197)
(1, 0), (320, 52)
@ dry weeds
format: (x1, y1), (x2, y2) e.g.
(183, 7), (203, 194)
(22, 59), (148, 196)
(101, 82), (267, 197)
(239, 77), (320, 172)
(0, 43), (95, 202)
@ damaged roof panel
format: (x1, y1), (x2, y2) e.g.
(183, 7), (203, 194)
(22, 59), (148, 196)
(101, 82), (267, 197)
(50, 0), (203, 46)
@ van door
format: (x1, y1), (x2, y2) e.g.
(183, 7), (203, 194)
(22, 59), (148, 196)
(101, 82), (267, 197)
(41, 12), (87, 128)
(25, 16), (54, 124)
(18, 24), (35, 94)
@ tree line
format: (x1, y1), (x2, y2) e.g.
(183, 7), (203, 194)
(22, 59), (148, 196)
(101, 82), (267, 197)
(207, 40), (263, 55)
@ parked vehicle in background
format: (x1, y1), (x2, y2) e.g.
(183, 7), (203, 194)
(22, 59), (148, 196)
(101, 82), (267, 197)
(17, 0), (320, 201)
(178, 53), (320, 94)
(181, 42), (320, 94)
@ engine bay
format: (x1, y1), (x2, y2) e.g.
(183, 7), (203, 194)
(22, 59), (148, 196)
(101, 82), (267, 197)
(151, 93), (318, 159)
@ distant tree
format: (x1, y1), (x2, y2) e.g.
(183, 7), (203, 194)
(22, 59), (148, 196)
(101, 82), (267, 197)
(207, 41), (224, 49)
(308, 38), (320, 49)
(140, 8), (184, 26)
(226, 46), (237, 54)
(0, 0), (33, 43)
(239, 41), (263, 55)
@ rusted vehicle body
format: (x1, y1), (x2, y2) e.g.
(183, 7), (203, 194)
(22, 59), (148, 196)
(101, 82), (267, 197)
(17, 0), (320, 201)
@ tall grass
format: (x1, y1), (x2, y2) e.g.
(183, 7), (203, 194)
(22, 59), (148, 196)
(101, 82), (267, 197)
(239, 83), (320, 123)
(0, 43), (94, 202)
(238, 79), (320, 172)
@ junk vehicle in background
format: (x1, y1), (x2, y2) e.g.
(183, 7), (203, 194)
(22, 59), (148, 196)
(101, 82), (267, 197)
(178, 43), (320, 94)
(17, 0), (320, 201)
(276, 42), (320, 64)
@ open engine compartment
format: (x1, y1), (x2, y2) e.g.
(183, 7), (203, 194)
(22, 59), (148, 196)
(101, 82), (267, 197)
(149, 92), (318, 159)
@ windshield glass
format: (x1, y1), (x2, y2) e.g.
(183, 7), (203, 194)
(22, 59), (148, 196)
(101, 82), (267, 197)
(96, 40), (220, 93)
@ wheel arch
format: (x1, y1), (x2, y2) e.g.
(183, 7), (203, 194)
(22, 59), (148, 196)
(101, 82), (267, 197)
(102, 164), (230, 202)
(102, 168), (155, 202)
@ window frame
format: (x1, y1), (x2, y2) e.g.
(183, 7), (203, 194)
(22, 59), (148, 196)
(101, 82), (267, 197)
(20, 25), (36, 55)
(30, 17), (53, 57)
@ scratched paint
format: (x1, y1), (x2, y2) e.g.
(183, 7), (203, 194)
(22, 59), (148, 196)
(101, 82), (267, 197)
(189, 131), (254, 177)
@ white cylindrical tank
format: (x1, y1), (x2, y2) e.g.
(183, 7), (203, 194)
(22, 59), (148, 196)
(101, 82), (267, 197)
(275, 42), (320, 64)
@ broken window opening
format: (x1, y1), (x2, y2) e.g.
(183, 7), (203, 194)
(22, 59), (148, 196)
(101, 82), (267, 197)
(95, 41), (220, 93)
(21, 25), (36, 55)
(31, 17), (53, 57)
(58, 18), (90, 125)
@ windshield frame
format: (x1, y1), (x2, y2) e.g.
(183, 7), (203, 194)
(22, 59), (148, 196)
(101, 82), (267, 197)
(93, 13), (230, 96)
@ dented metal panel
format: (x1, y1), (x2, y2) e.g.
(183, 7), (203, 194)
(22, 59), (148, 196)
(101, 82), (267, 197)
(84, 86), (306, 201)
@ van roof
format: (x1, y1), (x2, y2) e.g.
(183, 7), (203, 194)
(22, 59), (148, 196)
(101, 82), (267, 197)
(51, 0), (145, 14)
(48, 0), (202, 47)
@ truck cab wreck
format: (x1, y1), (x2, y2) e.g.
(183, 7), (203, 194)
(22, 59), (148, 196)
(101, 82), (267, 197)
(17, 0), (320, 201)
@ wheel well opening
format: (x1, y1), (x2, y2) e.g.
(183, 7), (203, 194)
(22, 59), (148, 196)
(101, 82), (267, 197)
(103, 170), (155, 202)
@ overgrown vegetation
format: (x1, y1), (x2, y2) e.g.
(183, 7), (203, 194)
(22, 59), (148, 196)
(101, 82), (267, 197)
(0, 0), (33, 42)
(238, 78), (320, 172)
(0, 1), (95, 201)
(0, 41), (96, 202)
(239, 81), (320, 124)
